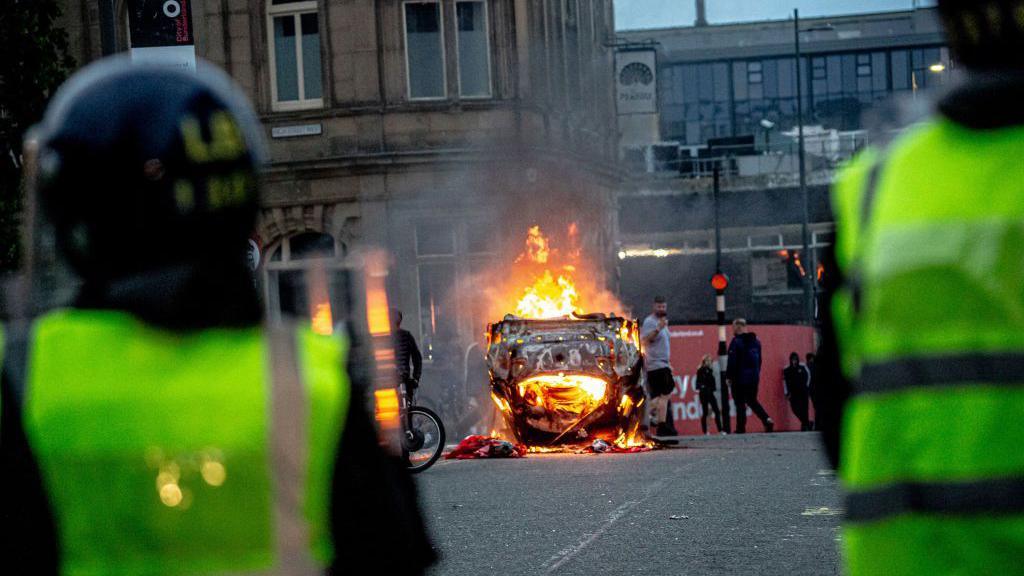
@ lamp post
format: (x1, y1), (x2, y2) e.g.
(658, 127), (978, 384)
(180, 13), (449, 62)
(793, 9), (833, 326)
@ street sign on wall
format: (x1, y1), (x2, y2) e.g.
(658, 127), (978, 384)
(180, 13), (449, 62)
(615, 49), (657, 115)
(128, 0), (196, 71)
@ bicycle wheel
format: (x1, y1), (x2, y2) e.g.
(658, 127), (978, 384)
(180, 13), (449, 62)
(406, 406), (446, 473)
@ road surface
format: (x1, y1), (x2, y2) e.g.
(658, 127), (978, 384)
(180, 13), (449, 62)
(418, 432), (842, 576)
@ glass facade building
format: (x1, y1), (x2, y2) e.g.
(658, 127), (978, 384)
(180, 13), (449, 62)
(661, 46), (949, 145)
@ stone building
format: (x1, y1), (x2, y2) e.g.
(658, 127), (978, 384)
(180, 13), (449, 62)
(57, 1), (622, 390)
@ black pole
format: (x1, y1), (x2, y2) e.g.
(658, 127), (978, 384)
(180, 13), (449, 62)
(99, 0), (117, 56)
(713, 164), (722, 273)
(713, 163), (731, 433)
(794, 8), (814, 326)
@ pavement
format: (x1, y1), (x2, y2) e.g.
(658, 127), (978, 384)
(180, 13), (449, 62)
(417, 432), (842, 576)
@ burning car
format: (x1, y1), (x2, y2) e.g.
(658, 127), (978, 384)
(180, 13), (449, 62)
(485, 313), (646, 448)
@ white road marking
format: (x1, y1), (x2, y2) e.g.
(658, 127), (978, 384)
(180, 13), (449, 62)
(541, 477), (671, 573)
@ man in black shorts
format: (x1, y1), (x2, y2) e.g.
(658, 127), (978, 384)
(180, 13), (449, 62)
(641, 296), (676, 437)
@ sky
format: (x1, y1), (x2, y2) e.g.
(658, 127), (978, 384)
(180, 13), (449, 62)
(614, 0), (938, 31)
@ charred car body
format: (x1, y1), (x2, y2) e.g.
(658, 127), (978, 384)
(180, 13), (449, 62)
(486, 313), (645, 447)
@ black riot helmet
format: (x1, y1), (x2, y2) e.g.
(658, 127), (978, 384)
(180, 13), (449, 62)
(937, 0), (1024, 70)
(30, 56), (265, 284)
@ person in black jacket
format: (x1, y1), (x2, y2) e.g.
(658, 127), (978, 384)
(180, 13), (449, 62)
(392, 309), (423, 399)
(726, 319), (775, 433)
(696, 354), (723, 435)
(783, 352), (812, 431)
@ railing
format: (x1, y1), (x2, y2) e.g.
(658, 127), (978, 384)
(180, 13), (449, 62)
(622, 129), (875, 179)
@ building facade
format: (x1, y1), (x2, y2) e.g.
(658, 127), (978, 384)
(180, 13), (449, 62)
(613, 7), (948, 324)
(57, 1), (622, 391)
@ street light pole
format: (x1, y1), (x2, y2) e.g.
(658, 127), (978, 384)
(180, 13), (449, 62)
(794, 8), (814, 326)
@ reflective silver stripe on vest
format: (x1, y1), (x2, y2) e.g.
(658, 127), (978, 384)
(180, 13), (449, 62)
(266, 325), (323, 576)
(856, 353), (1024, 394)
(846, 477), (1024, 523)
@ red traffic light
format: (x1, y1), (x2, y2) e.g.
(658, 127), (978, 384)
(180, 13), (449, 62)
(710, 272), (729, 291)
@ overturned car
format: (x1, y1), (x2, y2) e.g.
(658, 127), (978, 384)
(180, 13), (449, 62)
(485, 313), (646, 448)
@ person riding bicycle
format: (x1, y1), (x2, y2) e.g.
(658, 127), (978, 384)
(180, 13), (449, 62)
(392, 309), (423, 401)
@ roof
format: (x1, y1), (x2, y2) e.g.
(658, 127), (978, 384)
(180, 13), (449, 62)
(618, 7), (946, 63)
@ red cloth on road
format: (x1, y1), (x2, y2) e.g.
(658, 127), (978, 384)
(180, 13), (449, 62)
(445, 435), (527, 459)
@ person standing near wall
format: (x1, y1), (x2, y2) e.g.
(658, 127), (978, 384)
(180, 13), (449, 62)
(727, 319), (774, 433)
(783, 352), (812, 431)
(696, 354), (723, 435)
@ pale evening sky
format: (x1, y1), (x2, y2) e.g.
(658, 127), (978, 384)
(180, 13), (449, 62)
(614, 0), (938, 31)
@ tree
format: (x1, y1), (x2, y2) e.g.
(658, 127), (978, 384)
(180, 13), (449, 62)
(0, 0), (74, 273)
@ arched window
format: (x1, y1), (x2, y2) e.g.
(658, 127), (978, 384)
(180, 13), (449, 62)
(263, 233), (348, 331)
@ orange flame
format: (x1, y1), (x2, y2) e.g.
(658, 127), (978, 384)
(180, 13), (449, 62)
(520, 225), (550, 265)
(513, 226), (582, 319)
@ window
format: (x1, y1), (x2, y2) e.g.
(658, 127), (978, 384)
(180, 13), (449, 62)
(856, 53), (871, 77)
(268, 1), (323, 111)
(404, 1), (446, 99)
(747, 61), (763, 84)
(416, 222), (456, 256)
(751, 250), (804, 296)
(456, 1), (491, 97)
(264, 233), (351, 331)
(418, 262), (457, 361)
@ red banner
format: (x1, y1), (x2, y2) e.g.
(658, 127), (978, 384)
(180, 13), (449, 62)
(663, 324), (816, 435)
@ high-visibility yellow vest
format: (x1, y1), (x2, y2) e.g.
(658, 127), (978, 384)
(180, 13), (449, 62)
(832, 117), (1024, 575)
(21, 309), (350, 575)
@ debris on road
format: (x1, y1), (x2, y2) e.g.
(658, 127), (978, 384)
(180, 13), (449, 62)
(445, 435), (527, 459)
(669, 515), (690, 520)
(801, 506), (842, 516)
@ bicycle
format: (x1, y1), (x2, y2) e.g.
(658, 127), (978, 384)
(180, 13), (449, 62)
(399, 377), (446, 473)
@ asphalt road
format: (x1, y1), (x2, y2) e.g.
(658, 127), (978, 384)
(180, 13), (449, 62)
(417, 432), (842, 576)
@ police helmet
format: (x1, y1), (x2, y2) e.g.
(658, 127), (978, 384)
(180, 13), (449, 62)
(937, 0), (1024, 69)
(30, 56), (265, 282)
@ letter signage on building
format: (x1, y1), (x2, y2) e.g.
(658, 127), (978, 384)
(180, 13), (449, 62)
(128, 0), (196, 71)
(615, 49), (657, 115)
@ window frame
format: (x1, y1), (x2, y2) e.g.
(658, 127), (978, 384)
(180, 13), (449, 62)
(454, 0), (493, 99)
(402, 0), (449, 101)
(267, 0), (324, 112)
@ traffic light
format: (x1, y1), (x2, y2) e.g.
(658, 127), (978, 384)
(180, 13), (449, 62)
(710, 272), (729, 292)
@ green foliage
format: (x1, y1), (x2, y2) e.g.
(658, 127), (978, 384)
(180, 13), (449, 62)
(0, 0), (74, 272)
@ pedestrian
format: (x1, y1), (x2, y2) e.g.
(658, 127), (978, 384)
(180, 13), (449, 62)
(0, 59), (435, 574)
(641, 295), (675, 437)
(805, 352), (821, 430)
(783, 352), (812, 431)
(696, 354), (723, 435)
(392, 308), (423, 401)
(822, 1), (1024, 572)
(726, 319), (774, 433)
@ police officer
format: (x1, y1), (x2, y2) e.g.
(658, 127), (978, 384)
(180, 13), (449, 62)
(824, 1), (1024, 573)
(0, 58), (435, 574)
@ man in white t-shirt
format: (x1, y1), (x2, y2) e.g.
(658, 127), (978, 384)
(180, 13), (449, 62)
(641, 296), (675, 436)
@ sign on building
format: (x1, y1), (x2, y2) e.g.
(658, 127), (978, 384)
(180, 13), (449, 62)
(615, 49), (657, 115)
(128, 1), (196, 71)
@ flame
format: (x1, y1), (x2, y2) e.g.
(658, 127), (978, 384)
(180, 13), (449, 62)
(520, 225), (550, 265)
(512, 226), (581, 319)
(816, 262), (825, 282)
(515, 270), (580, 319)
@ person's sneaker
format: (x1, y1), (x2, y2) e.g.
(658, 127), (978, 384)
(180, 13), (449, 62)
(764, 419), (775, 433)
